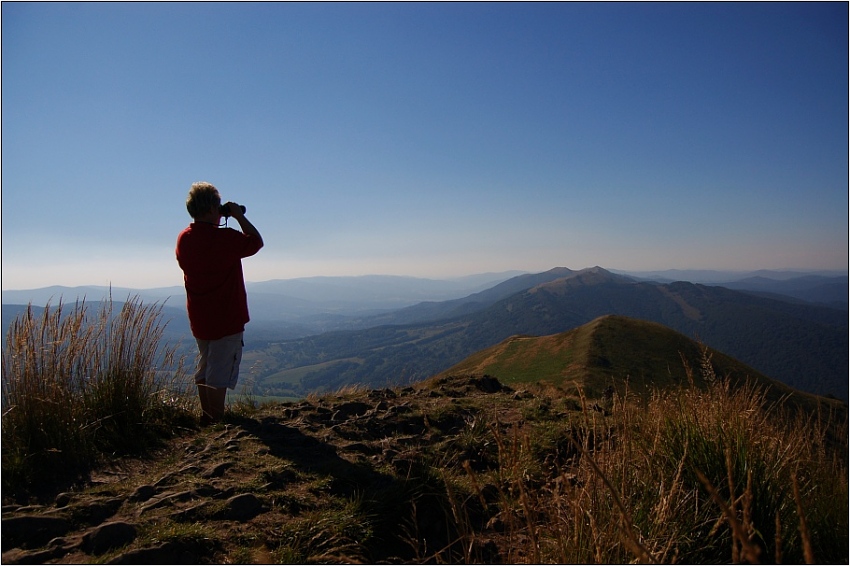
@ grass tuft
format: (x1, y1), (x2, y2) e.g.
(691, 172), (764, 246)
(2, 295), (195, 497)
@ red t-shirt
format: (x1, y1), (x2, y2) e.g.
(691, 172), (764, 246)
(176, 222), (263, 340)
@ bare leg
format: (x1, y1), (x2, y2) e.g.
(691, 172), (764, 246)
(197, 382), (212, 424)
(206, 386), (227, 421)
(197, 381), (227, 423)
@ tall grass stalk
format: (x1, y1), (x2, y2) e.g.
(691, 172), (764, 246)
(2, 296), (194, 496)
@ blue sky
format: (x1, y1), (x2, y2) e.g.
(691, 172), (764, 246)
(2, 2), (847, 290)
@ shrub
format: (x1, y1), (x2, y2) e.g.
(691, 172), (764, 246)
(2, 296), (194, 496)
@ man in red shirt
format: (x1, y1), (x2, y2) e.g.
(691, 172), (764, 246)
(176, 182), (264, 424)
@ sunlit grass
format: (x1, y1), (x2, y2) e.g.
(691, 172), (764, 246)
(2, 295), (195, 496)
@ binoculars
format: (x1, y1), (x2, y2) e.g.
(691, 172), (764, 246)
(219, 204), (246, 218)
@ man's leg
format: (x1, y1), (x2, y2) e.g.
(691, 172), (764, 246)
(197, 381), (228, 423)
(197, 380), (213, 424)
(195, 339), (214, 423)
(195, 333), (241, 424)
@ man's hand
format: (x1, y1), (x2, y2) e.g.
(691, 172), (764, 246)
(225, 202), (245, 219)
(226, 202), (263, 248)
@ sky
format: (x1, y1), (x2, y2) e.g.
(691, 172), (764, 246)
(2, 2), (848, 291)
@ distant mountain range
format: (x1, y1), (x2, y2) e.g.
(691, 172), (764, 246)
(2, 267), (845, 319)
(616, 269), (848, 307)
(237, 267), (847, 402)
(0, 272), (525, 335)
(711, 275), (848, 307)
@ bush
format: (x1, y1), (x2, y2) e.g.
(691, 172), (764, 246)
(2, 296), (194, 497)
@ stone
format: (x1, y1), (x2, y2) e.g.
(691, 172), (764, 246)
(332, 401), (372, 421)
(82, 521), (137, 555)
(201, 461), (233, 478)
(219, 493), (266, 522)
(61, 497), (123, 525)
(54, 492), (74, 507)
(129, 485), (156, 502)
(1, 545), (70, 564)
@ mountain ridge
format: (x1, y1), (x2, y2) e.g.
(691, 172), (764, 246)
(247, 267), (847, 401)
(4, 267), (844, 311)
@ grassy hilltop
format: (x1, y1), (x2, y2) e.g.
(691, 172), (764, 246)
(437, 314), (843, 414)
(2, 299), (847, 564)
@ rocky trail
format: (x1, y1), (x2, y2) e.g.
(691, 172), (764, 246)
(2, 375), (534, 564)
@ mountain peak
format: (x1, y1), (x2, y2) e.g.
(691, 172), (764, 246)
(530, 266), (627, 293)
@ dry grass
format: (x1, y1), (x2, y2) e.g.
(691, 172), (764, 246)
(2, 295), (195, 497)
(443, 351), (848, 563)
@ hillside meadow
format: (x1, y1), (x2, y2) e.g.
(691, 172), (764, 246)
(1, 297), (847, 563)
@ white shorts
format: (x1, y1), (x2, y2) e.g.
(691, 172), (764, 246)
(194, 332), (244, 390)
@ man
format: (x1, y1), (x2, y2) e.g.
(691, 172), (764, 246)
(176, 182), (264, 424)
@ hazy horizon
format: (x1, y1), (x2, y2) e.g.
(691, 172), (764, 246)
(2, 265), (847, 295)
(3, 3), (847, 291)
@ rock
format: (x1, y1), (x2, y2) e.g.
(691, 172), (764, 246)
(54, 492), (74, 507)
(218, 493), (266, 522)
(332, 401), (372, 421)
(82, 521), (137, 555)
(138, 489), (197, 515)
(169, 502), (211, 523)
(153, 472), (177, 487)
(129, 485), (156, 502)
(1, 545), (70, 564)
(54, 497), (123, 526)
(368, 388), (397, 400)
(194, 484), (230, 498)
(8, 505), (44, 514)
(1, 515), (72, 550)
(201, 461), (233, 478)
(177, 464), (201, 475)
(472, 375), (507, 393)
(310, 407), (333, 422)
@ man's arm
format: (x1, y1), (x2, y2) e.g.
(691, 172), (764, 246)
(227, 202), (264, 248)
